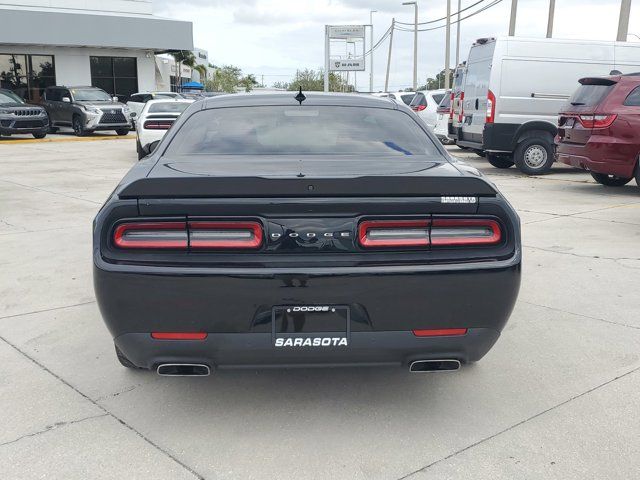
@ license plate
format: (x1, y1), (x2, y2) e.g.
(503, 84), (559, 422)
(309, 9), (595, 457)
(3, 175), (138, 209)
(272, 305), (350, 347)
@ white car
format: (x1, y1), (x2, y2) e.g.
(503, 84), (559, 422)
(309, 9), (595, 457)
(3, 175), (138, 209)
(135, 98), (193, 159)
(409, 89), (447, 130)
(433, 89), (453, 144)
(372, 91), (416, 106)
(127, 92), (184, 119)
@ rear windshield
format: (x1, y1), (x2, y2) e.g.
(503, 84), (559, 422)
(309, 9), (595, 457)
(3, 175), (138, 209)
(148, 102), (190, 113)
(432, 93), (445, 105)
(409, 93), (427, 107)
(399, 93), (415, 105)
(438, 93), (452, 109)
(567, 84), (614, 107)
(166, 106), (438, 157)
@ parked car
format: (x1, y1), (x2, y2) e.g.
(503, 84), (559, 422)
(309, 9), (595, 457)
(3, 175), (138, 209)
(556, 74), (640, 187)
(0, 88), (49, 139)
(433, 90), (453, 144)
(373, 91), (416, 106)
(127, 92), (183, 118)
(93, 92), (521, 374)
(409, 89), (447, 130)
(135, 98), (194, 159)
(449, 62), (466, 145)
(41, 86), (132, 137)
(458, 36), (640, 174)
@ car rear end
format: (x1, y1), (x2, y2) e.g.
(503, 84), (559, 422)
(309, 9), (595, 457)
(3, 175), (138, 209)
(556, 76), (640, 180)
(137, 99), (193, 157)
(94, 97), (521, 373)
(434, 90), (452, 144)
(449, 63), (466, 142)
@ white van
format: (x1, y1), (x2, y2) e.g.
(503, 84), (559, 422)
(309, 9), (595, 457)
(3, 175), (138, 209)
(458, 37), (640, 174)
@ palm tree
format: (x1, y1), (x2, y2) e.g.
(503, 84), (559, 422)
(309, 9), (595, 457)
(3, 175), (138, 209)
(193, 64), (207, 85)
(170, 50), (197, 92)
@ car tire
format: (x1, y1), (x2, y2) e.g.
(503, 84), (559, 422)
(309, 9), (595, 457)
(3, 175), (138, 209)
(72, 115), (87, 137)
(32, 132), (47, 139)
(486, 153), (514, 169)
(590, 172), (632, 186)
(474, 149), (486, 157)
(115, 345), (142, 369)
(514, 135), (554, 175)
(116, 129), (130, 136)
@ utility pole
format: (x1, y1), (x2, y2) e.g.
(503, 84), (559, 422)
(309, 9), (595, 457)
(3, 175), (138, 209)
(546, 0), (555, 38)
(445, 0), (451, 89)
(403, 1), (418, 90)
(385, 18), (395, 92)
(324, 25), (330, 92)
(455, 0), (461, 66)
(617, 0), (632, 41)
(508, 0), (518, 36)
(370, 10), (377, 92)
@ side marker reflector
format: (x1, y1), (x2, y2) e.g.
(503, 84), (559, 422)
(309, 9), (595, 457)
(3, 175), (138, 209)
(151, 332), (208, 340)
(412, 328), (468, 337)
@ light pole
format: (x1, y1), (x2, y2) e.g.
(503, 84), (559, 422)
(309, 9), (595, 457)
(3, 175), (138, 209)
(370, 10), (377, 92)
(546, 0), (555, 38)
(508, 0), (518, 36)
(385, 18), (396, 92)
(403, 1), (418, 90)
(445, 0), (451, 89)
(617, 0), (632, 42)
(455, 0), (461, 66)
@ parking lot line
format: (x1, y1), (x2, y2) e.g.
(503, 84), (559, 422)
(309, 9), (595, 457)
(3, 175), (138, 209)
(0, 135), (134, 145)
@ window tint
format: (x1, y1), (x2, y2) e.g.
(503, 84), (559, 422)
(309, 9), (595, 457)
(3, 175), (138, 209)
(409, 93), (427, 107)
(166, 106), (439, 157)
(148, 102), (190, 113)
(71, 88), (111, 101)
(432, 93), (445, 105)
(567, 84), (613, 107)
(438, 93), (452, 109)
(129, 94), (142, 103)
(0, 90), (24, 104)
(400, 94), (415, 105)
(46, 88), (60, 101)
(623, 86), (640, 106)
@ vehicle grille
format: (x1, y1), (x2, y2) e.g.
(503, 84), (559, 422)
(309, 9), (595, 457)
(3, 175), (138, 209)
(99, 110), (127, 124)
(14, 109), (42, 116)
(14, 119), (46, 128)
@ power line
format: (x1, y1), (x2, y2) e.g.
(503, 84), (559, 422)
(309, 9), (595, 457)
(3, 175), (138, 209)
(394, 0), (503, 32)
(395, 0), (488, 26)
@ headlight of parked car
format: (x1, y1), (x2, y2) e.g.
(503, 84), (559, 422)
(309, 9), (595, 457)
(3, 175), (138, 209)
(84, 106), (101, 115)
(0, 108), (12, 115)
(122, 105), (131, 115)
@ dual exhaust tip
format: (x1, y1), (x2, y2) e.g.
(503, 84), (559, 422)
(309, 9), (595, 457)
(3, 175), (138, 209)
(156, 360), (460, 376)
(409, 359), (461, 373)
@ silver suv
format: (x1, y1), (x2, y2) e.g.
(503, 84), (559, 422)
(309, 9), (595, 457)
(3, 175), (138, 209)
(42, 86), (132, 136)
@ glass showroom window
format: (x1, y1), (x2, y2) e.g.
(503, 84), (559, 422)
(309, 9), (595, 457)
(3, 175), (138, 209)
(0, 54), (55, 102)
(90, 56), (138, 103)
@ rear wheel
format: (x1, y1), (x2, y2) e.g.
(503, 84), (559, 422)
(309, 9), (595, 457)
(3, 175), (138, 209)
(590, 172), (632, 187)
(514, 135), (554, 175)
(115, 345), (142, 369)
(32, 132), (47, 139)
(486, 154), (514, 169)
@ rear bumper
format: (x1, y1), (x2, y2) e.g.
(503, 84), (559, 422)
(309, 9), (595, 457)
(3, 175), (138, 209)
(115, 328), (501, 370)
(556, 138), (639, 178)
(95, 253), (521, 369)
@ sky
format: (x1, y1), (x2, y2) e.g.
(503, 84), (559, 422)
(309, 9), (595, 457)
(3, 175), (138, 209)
(154, 0), (640, 91)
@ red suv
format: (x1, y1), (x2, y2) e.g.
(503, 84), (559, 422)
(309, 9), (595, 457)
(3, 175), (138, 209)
(556, 74), (640, 187)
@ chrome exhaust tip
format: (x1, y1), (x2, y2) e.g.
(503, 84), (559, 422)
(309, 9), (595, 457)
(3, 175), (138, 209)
(157, 363), (210, 376)
(409, 359), (461, 373)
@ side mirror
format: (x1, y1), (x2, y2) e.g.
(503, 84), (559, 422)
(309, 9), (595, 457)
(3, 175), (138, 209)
(62, 97), (71, 103)
(112, 96), (119, 102)
(148, 140), (161, 154)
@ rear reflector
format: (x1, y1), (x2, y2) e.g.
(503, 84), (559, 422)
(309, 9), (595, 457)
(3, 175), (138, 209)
(151, 332), (207, 340)
(412, 104), (427, 112)
(431, 219), (501, 246)
(413, 328), (468, 337)
(189, 221), (263, 249)
(143, 120), (174, 130)
(113, 222), (188, 249)
(358, 220), (430, 248)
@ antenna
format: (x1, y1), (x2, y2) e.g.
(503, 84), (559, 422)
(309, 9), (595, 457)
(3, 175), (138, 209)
(295, 86), (306, 105)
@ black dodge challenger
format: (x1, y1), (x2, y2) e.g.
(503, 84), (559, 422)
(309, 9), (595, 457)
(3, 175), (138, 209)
(93, 92), (521, 376)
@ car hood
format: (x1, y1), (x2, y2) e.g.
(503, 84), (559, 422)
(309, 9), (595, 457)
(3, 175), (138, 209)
(0, 102), (43, 109)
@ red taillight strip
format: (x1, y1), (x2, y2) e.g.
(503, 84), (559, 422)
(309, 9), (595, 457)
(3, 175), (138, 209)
(189, 221), (263, 249)
(577, 114), (617, 129)
(113, 222), (187, 249)
(431, 219), (501, 246)
(143, 120), (174, 130)
(358, 220), (430, 248)
(413, 328), (468, 337)
(151, 332), (207, 340)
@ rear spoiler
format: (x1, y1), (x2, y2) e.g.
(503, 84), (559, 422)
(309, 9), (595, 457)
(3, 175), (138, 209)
(119, 176), (497, 199)
(578, 77), (617, 86)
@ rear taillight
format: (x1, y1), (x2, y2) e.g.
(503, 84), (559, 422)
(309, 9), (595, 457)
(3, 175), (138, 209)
(449, 92), (455, 119)
(189, 221), (263, 249)
(431, 219), (501, 246)
(486, 89), (496, 124)
(412, 104), (427, 112)
(577, 114), (617, 129)
(457, 92), (464, 123)
(113, 220), (263, 250)
(413, 328), (468, 337)
(358, 220), (430, 248)
(143, 120), (174, 130)
(113, 222), (188, 249)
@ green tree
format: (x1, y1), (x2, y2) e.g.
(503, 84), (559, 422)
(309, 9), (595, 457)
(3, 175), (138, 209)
(419, 69), (454, 91)
(284, 69), (352, 92)
(170, 50), (197, 91)
(193, 64), (207, 83)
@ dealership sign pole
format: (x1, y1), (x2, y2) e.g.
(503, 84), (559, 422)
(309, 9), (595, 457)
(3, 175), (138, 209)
(324, 25), (366, 92)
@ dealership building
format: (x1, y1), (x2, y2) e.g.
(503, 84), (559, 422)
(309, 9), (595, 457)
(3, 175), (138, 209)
(0, 0), (193, 103)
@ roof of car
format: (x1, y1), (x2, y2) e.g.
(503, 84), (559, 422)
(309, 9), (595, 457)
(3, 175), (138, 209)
(201, 92), (399, 109)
